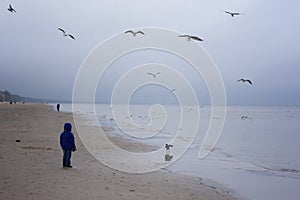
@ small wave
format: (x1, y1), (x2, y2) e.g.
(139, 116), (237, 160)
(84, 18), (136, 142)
(277, 168), (300, 174)
(243, 162), (300, 179)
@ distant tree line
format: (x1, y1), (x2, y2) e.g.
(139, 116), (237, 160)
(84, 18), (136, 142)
(0, 90), (69, 104)
(0, 90), (44, 103)
(0, 90), (24, 102)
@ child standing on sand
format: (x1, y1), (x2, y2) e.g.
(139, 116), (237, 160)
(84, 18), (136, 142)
(60, 123), (77, 168)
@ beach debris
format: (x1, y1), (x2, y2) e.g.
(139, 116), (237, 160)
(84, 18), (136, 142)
(8, 4), (16, 13)
(147, 72), (160, 78)
(57, 28), (75, 40)
(224, 11), (241, 17)
(124, 30), (145, 37)
(237, 78), (252, 85)
(178, 34), (203, 42)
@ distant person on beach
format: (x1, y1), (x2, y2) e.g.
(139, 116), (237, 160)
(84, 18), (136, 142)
(56, 103), (60, 112)
(60, 123), (77, 168)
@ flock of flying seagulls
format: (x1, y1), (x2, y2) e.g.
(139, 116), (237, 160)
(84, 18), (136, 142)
(123, 11), (251, 154)
(6, 4), (242, 46)
(7, 4), (76, 40)
(6, 4), (253, 150)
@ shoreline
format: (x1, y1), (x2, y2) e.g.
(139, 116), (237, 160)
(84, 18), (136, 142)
(0, 103), (240, 200)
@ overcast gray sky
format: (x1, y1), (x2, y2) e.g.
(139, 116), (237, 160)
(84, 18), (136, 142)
(1, 0), (299, 106)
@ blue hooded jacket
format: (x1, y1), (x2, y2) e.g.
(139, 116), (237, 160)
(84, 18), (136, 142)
(60, 123), (76, 150)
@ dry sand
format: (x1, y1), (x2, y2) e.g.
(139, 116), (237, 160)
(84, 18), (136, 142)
(0, 103), (239, 200)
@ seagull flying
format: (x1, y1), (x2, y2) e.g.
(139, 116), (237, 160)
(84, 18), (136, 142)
(241, 116), (253, 121)
(165, 144), (173, 156)
(237, 79), (252, 85)
(179, 35), (203, 42)
(124, 30), (145, 37)
(7, 4), (16, 13)
(57, 28), (75, 40)
(224, 11), (241, 17)
(147, 72), (160, 78)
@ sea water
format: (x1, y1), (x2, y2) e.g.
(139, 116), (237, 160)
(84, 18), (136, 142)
(60, 104), (300, 200)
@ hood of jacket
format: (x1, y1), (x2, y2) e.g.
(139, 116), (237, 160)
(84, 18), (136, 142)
(64, 123), (72, 132)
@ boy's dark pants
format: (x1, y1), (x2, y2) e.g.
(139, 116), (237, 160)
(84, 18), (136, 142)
(63, 150), (72, 167)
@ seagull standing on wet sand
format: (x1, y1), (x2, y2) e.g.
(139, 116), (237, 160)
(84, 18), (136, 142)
(224, 11), (241, 17)
(237, 79), (253, 85)
(7, 4), (16, 13)
(179, 35), (203, 42)
(57, 28), (75, 40)
(124, 30), (145, 37)
(165, 144), (173, 154)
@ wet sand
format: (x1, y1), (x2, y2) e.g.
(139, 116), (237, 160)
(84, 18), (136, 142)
(0, 103), (239, 200)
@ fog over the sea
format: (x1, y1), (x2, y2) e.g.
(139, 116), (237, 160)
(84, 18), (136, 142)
(1, 0), (299, 106)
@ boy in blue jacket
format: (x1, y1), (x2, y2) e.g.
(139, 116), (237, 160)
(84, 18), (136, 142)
(60, 123), (77, 168)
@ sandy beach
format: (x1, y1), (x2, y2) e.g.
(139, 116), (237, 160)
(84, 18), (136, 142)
(0, 103), (238, 200)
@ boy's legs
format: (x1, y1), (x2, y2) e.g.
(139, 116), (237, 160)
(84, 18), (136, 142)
(63, 150), (72, 167)
(63, 150), (67, 167)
